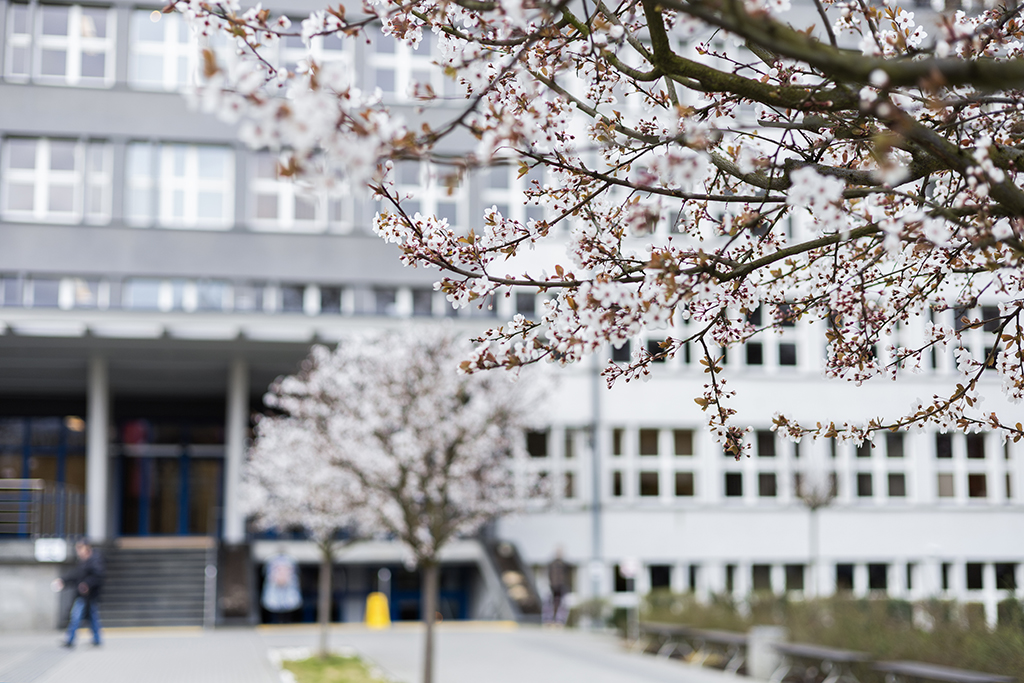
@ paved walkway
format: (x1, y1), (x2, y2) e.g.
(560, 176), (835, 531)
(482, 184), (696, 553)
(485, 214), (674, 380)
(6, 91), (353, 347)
(0, 623), (743, 683)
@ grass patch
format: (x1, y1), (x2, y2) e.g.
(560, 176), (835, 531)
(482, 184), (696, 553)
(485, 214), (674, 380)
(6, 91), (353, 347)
(282, 654), (388, 683)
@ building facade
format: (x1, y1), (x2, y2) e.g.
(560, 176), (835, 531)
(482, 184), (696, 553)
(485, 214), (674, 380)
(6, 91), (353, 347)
(0, 0), (1021, 630)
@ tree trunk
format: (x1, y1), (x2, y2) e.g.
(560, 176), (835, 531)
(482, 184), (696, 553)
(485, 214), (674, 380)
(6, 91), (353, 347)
(421, 561), (439, 683)
(318, 545), (333, 658)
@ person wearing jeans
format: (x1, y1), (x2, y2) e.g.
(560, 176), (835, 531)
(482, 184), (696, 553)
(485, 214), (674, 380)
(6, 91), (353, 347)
(53, 540), (105, 647)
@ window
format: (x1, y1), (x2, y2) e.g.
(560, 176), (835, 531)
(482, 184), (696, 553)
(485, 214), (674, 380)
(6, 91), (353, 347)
(995, 563), (1018, 590)
(612, 470), (623, 497)
(868, 563), (888, 591)
(280, 284), (304, 313)
(886, 433), (905, 458)
(1, 138), (111, 223)
(612, 428), (623, 456)
(123, 278), (162, 310)
(836, 564), (854, 592)
(268, 24), (350, 74)
(966, 563), (984, 590)
(752, 564), (771, 592)
(779, 343), (798, 366)
(725, 564), (736, 593)
(857, 442), (872, 458)
(125, 143), (234, 229)
(758, 473), (777, 497)
(724, 472), (743, 497)
(515, 292), (536, 318)
(233, 283), (265, 312)
(368, 30), (440, 100)
(614, 564), (631, 592)
(564, 429), (576, 459)
(650, 565), (671, 590)
(785, 564), (805, 592)
(757, 430), (776, 457)
(639, 429), (659, 456)
(320, 286), (342, 315)
(391, 161), (466, 231)
(906, 563), (915, 591)
(688, 565), (699, 591)
(563, 472), (575, 499)
(888, 473), (907, 497)
(746, 342), (763, 365)
(373, 287), (397, 316)
(966, 434), (986, 459)
(674, 430), (693, 456)
(195, 281), (229, 311)
(250, 152), (340, 232)
(936, 433), (953, 458)
(411, 288), (433, 316)
(5, 3), (115, 87)
(29, 279), (60, 307)
(639, 471), (659, 497)
(129, 9), (198, 91)
(941, 562), (951, 591)
(968, 473), (987, 498)
(675, 472), (694, 496)
(526, 430), (548, 458)
(612, 341), (631, 363)
(937, 473), (955, 498)
(857, 473), (873, 497)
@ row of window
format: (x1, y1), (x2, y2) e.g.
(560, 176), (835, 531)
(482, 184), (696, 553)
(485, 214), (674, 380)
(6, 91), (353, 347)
(619, 561), (1020, 595)
(528, 428), (1011, 461)
(0, 138), (537, 231)
(0, 274), (496, 318)
(4, 5), (443, 99)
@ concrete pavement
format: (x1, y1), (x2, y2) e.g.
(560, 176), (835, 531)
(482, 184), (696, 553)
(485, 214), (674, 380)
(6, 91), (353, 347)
(0, 623), (744, 683)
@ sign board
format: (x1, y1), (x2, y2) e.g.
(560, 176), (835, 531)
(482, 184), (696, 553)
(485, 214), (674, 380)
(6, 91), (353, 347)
(35, 538), (68, 563)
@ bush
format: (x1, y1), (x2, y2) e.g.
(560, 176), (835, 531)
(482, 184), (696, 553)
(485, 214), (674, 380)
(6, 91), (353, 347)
(639, 593), (1024, 678)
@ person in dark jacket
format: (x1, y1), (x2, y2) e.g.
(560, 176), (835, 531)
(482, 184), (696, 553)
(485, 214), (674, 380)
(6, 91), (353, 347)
(53, 540), (104, 647)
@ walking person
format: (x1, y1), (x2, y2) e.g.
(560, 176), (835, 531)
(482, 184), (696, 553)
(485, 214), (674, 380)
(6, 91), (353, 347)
(547, 548), (568, 626)
(261, 550), (302, 623)
(53, 540), (105, 648)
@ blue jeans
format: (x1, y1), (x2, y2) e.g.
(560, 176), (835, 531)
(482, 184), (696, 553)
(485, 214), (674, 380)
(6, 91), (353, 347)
(65, 596), (102, 645)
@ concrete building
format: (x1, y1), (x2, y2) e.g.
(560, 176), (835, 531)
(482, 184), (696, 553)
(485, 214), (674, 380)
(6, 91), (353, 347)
(0, 0), (1020, 631)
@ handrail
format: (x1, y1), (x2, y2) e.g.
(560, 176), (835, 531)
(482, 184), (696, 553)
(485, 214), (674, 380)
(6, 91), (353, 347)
(0, 478), (85, 539)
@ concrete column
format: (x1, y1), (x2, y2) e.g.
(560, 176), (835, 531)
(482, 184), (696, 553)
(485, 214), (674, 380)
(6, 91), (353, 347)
(86, 357), (109, 543)
(223, 358), (249, 544)
(853, 563), (868, 597)
(983, 563), (998, 628)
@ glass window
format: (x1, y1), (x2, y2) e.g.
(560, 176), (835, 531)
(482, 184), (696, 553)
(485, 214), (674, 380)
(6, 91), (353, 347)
(612, 470), (622, 497)
(515, 292), (536, 318)
(758, 472), (777, 497)
(674, 430), (693, 456)
(968, 473), (987, 498)
(675, 471), (694, 496)
(126, 143), (234, 229)
(857, 473), (873, 497)
(411, 288), (433, 317)
(195, 281), (228, 310)
(280, 284), (304, 313)
(752, 564), (771, 591)
(29, 278), (60, 307)
(374, 287), (397, 316)
(639, 429), (659, 456)
(937, 473), (955, 498)
(563, 472), (575, 499)
(526, 430), (548, 458)
(746, 342), (763, 366)
(966, 433), (986, 459)
(888, 473), (906, 497)
(249, 152), (344, 232)
(886, 433), (905, 458)
(612, 428), (623, 456)
(779, 342), (797, 366)
(123, 278), (161, 310)
(868, 563), (888, 591)
(757, 430), (775, 457)
(724, 472), (743, 497)
(936, 433), (953, 458)
(966, 563), (984, 590)
(128, 9), (199, 91)
(1, 137), (111, 223)
(639, 471), (659, 497)
(368, 31), (439, 101)
(785, 564), (804, 592)
(5, 3), (115, 87)
(320, 286), (342, 315)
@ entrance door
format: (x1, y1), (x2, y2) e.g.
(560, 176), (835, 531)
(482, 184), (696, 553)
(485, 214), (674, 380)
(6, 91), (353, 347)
(117, 418), (224, 536)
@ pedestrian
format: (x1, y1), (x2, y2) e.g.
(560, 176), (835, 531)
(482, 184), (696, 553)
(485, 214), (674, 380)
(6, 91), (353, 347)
(52, 540), (104, 648)
(547, 547), (568, 625)
(261, 550), (302, 623)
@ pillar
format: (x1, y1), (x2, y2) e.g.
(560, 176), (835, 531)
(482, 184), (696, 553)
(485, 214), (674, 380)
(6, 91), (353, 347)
(223, 358), (249, 544)
(86, 357), (109, 542)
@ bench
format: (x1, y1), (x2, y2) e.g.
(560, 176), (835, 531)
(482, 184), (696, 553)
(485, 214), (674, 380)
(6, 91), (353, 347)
(770, 642), (870, 683)
(874, 661), (1015, 683)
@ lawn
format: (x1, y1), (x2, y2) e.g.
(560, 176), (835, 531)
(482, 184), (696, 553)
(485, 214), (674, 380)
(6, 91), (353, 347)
(283, 654), (389, 683)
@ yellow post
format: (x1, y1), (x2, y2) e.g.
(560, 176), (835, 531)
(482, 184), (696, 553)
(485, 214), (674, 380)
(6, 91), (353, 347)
(365, 592), (391, 629)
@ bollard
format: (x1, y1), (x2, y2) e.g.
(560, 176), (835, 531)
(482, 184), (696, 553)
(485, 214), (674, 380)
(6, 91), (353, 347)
(747, 625), (787, 680)
(365, 592), (391, 629)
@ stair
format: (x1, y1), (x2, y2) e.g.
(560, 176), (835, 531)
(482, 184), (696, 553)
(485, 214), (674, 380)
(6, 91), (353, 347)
(483, 540), (543, 622)
(99, 546), (212, 627)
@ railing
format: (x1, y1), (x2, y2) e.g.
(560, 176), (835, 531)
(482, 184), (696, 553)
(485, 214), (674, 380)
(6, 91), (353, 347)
(0, 479), (85, 539)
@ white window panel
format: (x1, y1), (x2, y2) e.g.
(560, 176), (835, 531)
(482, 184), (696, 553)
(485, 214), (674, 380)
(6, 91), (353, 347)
(271, 29), (351, 75)
(0, 137), (111, 224)
(128, 9), (197, 91)
(480, 162), (544, 225)
(368, 31), (442, 101)
(6, 4), (117, 87)
(125, 142), (235, 229)
(249, 152), (350, 233)
(392, 161), (467, 231)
